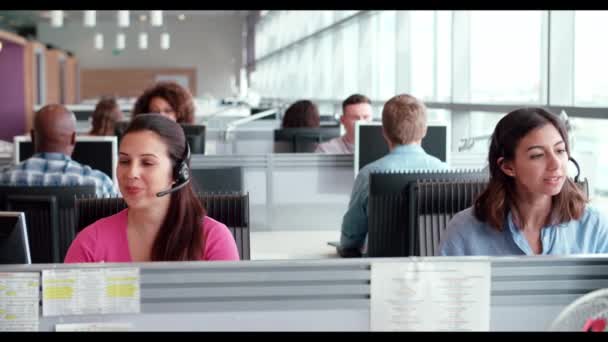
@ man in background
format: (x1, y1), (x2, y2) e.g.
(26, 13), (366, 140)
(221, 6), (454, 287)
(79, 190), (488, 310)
(315, 94), (373, 154)
(0, 104), (117, 197)
(338, 94), (448, 257)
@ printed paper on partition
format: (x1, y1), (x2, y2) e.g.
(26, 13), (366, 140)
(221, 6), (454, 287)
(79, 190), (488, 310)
(42, 267), (140, 316)
(0, 272), (40, 331)
(371, 260), (491, 331)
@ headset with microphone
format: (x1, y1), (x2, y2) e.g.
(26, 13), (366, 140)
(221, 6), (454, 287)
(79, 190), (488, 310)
(569, 156), (581, 183)
(156, 142), (191, 197)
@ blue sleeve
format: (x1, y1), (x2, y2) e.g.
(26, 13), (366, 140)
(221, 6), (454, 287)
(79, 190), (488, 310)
(340, 170), (370, 250)
(438, 234), (465, 256)
(591, 207), (608, 253)
(437, 211), (470, 256)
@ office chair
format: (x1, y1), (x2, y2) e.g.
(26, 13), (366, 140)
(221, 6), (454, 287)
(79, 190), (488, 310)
(412, 179), (488, 256)
(366, 169), (488, 257)
(75, 192), (251, 260)
(0, 185), (97, 263)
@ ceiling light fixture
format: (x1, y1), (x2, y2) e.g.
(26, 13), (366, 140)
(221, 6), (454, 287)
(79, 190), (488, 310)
(116, 33), (126, 50)
(139, 14), (147, 22)
(50, 10), (64, 27)
(84, 10), (96, 27)
(150, 11), (163, 27)
(178, 14), (186, 21)
(160, 32), (170, 50)
(94, 33), (103, 50)
(138, 32), (148, 50)
(117, 10), (130, 28)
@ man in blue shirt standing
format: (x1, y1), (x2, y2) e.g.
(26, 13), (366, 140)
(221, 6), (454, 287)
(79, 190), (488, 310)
(338, 94), (448, 257)
(0, 104), (117, 197)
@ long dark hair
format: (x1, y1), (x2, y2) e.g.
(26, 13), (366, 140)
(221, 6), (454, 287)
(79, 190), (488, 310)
(123, 114), (205, 261)
(474, 107), (587, 230)
(132, 81), (195, 124)
(90, 97), (122, 136)
(281, 100), (320, 128)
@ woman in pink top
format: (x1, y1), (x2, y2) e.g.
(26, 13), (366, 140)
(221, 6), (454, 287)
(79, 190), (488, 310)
(65, 114), (240, 263)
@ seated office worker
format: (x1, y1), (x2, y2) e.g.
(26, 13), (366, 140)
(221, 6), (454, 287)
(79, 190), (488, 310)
(0, 104), (116, 197)
(281, 100), (321, 128)
(89, 96), (124, 136)
(438, 108), (608, 256)
(132, 81), (195, 124)
(315, 94), (373, 154)
(65, 114), (240, 262)
(339, 94), (448, 256)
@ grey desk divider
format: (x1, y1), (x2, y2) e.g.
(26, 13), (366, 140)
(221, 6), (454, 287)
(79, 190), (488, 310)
(1, 255), (608, 331)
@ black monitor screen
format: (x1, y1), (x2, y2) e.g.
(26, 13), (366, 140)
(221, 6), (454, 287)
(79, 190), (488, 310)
(0, 212), (31, 264)
(115, 121), (206, 154)
(357, 124), (447, 171)
(17, 138), (116, 181)
(274, 127), (341, 153)
(191, 167), (243, 193)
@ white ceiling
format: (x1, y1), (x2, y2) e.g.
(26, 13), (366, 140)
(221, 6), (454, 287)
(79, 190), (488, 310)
(0, 10), (250, 28)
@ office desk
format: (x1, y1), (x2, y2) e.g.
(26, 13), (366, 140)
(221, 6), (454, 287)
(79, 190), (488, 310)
(251, 230), (339, 260)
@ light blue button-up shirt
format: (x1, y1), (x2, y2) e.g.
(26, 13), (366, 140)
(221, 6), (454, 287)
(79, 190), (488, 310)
(340, 144), (449, 250)
(438, 206), (608, 256)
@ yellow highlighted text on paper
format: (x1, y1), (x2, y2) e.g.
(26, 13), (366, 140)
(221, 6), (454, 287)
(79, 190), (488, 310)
(106, 284), (137, 298)
(44, 286), (74, 300)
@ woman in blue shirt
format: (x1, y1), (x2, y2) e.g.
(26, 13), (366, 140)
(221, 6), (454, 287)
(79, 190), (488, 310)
(439, 108), (608, 256)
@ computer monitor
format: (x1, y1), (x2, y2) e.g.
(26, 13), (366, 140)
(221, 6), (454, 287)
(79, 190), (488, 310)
(181, 124), (206, 155)
(190, 167), (243, 193)
(114, 121), (206, 154)
(273, 127), (341, 153)
(14, 135), (118, 183)
(354, 121), (450, 176)
(0, 212), (31, 264)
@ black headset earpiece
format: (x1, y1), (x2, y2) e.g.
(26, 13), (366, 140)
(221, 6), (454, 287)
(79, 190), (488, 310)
(174, 142), (191, 183)
(156, 142), (191, 197)
(569, 156), (581, 183)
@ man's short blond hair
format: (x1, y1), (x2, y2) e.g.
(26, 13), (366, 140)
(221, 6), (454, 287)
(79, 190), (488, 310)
(381, 94), (427, 145)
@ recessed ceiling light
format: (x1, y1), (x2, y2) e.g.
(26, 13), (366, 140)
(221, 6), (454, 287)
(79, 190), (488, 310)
(140, 14), (147, 22)
(178, 14), (186, 21)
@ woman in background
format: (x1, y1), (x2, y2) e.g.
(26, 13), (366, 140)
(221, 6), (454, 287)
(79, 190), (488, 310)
(281, 100), (321, 128)
(132, 81), (195, 124)
(89, 96), (124, 136)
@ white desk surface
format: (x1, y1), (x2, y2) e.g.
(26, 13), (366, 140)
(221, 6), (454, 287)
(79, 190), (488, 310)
(250, 230), (340, 260)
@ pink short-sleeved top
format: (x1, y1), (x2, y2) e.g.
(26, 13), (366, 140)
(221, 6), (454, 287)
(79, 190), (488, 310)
(64, 209), (240, 263)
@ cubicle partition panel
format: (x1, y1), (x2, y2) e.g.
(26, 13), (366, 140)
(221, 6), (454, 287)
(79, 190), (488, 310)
(0, 37), (26, 141)
(1, 256), (607, 331)
(190, 154), (354, 232)
(206, 127), (277, 155)
(44, 49), (62, 105)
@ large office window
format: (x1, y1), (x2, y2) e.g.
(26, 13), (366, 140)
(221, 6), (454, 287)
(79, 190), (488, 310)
(376, 11), (396, 101)
(574, 11), (608, 107)
(467, 11), (544, 104)
(410, 11), (436, 101)
(253, 10), (608, 202)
